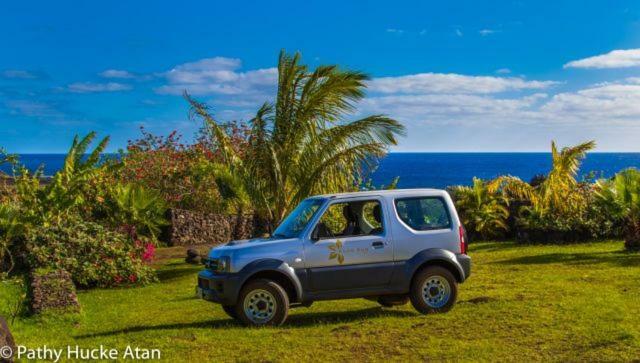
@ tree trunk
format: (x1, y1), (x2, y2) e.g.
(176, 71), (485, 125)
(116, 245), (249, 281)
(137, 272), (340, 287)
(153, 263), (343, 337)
(624, 217), (640, 251)
(0, 316), (16, 362)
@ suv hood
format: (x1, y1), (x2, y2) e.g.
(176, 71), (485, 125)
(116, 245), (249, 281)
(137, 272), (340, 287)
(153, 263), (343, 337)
(208, 237), (298, 255)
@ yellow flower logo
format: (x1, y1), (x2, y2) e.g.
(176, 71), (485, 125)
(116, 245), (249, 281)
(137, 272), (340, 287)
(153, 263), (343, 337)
(328, 239), (345, 264)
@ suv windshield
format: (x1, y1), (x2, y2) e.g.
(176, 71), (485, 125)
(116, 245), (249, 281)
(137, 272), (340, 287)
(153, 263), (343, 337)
(272, 198), (325, 239)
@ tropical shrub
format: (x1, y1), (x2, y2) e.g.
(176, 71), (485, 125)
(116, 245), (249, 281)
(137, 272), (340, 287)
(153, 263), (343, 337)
(103, 183), (168, 239)
(450, 178), (509, 240)
(487, 140), (603, 242)
(0, 203), (23, 274)
(113, 126), (249, 213)
(595, 168), (640, 251)
(187, 50), (405, 226)
(11, 132), (109, 227)
(26, 220), (156, 288)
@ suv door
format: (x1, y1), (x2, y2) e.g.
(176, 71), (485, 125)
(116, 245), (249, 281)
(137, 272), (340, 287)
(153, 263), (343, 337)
(303, 198), (394, 292)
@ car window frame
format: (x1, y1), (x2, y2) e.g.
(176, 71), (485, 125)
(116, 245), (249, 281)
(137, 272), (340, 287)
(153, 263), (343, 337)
(310, 197), (386, 241)
(393, 196), (453, 232)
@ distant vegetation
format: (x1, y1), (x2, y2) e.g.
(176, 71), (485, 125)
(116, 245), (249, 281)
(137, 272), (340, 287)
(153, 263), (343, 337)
(450, 140), (640, 251)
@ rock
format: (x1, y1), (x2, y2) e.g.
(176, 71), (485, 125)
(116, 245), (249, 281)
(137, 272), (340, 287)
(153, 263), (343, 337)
(30, 269), (80, 314)
(0, 316), (16, 363)
(185, 249), (201, 264)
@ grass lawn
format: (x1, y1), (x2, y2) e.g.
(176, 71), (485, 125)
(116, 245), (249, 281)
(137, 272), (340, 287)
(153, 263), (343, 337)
(2, 241), (640, 362)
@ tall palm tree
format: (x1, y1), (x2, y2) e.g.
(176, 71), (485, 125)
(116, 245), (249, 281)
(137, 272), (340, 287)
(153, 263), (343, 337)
(490, 140), (596, 215)
(595, 168), (640, 251)
(187, 50), (405, 225)
(450, 177), (510, 240)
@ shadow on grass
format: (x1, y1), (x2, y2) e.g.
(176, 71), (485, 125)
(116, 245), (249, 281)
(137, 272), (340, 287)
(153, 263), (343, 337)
(155, 265), (200, 283)
(497, 250), (640, 267)
(74, 307), (414, 339)
(286, 307), (414, 327)
(469, 241), (517, 253)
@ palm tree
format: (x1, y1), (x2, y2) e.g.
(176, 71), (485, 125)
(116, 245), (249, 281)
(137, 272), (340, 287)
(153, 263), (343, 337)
(490, 140), (596, 216)
(595, 168), (640, 251)
(450, 178), (510, 240)
(187, 50), (405, 225)
(107, 183), (168, 239)
(15, 132), (110, 226)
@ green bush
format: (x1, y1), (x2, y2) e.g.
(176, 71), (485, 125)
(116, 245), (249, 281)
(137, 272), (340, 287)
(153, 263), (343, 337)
(26, 220), (156, 288)
(103, 183), (168, 239)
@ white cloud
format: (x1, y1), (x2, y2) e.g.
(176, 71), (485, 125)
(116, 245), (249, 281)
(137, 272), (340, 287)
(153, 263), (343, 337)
(386, 28), (405, 35)
(479, 29), (498, 36)
(100, 69), (135, 79)
(542, 81), (640, 119)
(67, 82), (132, 93)
(0, 70), (42, 79)
(360, 93), (547, 124)
(564, 49), (640, 69)
(5, 100), (62, 117)
(152, 56), (640, 150)
(155, 57), (277, 96)
(367, 73), (559, 94)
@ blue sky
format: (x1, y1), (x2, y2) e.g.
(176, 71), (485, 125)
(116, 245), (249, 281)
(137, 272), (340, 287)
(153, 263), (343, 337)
(2, 0), (640, 152)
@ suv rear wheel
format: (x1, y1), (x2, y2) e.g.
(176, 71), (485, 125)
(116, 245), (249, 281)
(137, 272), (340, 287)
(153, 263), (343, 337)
(410, 266), (457, 314)
(236, 279), (289, 326)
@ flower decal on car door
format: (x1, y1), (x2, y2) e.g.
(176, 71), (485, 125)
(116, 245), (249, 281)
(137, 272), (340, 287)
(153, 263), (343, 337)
(328, 239), (345, 264)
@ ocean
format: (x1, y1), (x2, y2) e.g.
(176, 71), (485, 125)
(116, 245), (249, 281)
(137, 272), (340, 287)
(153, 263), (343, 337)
(3, 153), (640, 189)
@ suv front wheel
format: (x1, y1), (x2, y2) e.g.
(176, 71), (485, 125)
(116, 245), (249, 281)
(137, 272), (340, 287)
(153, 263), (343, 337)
(236, 279), (290, 326)
(410, 266), (458, 314)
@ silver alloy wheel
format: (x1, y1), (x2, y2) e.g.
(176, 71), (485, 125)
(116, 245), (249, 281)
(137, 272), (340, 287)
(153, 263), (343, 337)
(421, 275), (451, 308)
(243, 289), (277, 324)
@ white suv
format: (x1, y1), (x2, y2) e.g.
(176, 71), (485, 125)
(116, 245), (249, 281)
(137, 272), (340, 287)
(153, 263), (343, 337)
(197, 189), (471, 326)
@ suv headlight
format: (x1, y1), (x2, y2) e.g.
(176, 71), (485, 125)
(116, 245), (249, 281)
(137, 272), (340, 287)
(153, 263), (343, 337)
(202, 256), (231, 273)
(217, 256), (231, 273)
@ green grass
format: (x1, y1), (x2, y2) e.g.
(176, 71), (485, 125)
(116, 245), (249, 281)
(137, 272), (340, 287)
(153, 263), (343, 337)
(2, 241), (640, 362)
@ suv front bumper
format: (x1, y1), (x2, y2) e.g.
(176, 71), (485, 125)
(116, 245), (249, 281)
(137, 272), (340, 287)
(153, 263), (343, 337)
(196, 270), (242, 305)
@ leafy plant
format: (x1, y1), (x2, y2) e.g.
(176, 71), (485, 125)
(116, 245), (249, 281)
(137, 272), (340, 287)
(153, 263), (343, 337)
(105, 183), (168, 239)
(491, 140), (596, 216)
(595, 168), (640, 251)
(13, 132), (109, 227)
(450, 177), (510, 240)
(27, 220), (156, 288)
(187, 50), (405, 225)
(0, 203), (24, 273)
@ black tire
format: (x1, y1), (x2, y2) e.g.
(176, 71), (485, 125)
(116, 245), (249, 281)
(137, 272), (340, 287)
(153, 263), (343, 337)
(221, 305), (238, 320)
(410, 266), (458, 314)
(236, 279), (289, 326)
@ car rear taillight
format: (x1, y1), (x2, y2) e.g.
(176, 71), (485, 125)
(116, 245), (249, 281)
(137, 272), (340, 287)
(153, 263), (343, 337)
(459, 226), (467, 254)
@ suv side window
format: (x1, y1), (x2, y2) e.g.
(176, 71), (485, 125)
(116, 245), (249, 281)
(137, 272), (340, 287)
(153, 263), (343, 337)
(395, 197), (451, 231)
(314, 200), (384, 239)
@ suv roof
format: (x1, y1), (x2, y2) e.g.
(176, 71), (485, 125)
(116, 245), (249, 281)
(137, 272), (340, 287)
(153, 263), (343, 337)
(315, 188), (447, 199)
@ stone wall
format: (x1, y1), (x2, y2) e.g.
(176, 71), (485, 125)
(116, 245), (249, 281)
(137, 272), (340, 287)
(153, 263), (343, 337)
(29, 269), (80, 314)
(169, 209), (270, 246)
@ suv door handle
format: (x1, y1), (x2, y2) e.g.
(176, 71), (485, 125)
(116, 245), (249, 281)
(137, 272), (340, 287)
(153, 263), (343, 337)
(372, 241), (384, 249)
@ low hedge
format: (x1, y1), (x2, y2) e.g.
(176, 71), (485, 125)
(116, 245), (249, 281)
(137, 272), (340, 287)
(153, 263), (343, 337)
(26, 221), (156, 288)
